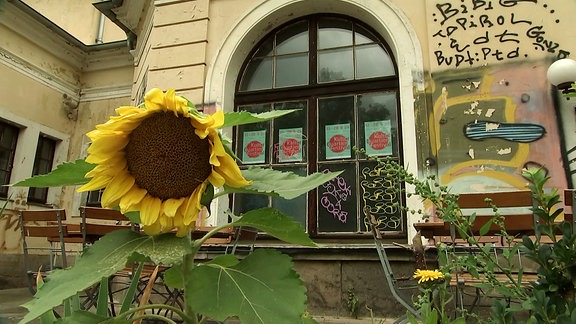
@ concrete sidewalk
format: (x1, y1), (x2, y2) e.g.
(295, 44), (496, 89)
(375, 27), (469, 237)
(0, 288), (34, 324)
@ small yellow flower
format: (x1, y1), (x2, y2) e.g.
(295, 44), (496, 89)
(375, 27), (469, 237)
(413, 269), (445, 284)
(78, 88), (251, 236)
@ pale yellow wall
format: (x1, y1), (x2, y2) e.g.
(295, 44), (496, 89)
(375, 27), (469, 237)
(22, 0), (125, 44)
(0, 1), (133, 256)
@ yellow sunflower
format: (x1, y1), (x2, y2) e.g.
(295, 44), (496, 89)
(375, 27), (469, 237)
(78, 88), (251, 236)
(413, 269), (445, 284)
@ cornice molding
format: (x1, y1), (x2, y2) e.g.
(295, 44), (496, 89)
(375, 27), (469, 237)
(80, 84), (133, 102)
(0, 47), (80, 100)
(84, 46), (134, 72)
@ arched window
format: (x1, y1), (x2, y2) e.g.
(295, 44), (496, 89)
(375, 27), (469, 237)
(233, 15), (404, 237)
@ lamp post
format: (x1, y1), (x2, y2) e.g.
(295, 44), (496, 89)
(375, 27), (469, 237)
(547, 58), (576, 94)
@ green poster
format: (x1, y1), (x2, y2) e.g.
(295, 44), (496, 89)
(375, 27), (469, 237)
(365, 120), (392, 156)
(325, 124), (351, 160)
(279, 128), (303, 162)
(242, 130), (266, 164)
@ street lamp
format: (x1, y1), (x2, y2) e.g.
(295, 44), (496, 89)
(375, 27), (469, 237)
(547, 58), (576, 94)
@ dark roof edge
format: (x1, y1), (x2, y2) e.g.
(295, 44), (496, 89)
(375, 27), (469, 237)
(93, 0), (137, 50)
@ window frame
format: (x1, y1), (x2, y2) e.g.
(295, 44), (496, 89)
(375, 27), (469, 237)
(233, 14), (405, 238)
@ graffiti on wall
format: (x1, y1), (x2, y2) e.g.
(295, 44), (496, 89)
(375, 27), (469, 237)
(431, 0), (570, 67)
(0, 190), (28, 253)
(431, 63), (568, 192)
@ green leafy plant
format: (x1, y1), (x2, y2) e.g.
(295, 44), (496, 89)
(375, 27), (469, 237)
(345, 285), (359, 319)
(14, 101), (339, 324)
(363, 153), (576, 323)
(515, 168), (576, 323)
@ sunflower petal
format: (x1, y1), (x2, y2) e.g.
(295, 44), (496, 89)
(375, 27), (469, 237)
(144, 88), (165, 111)
(214, 155), (251, 187)
(78, 175), (112, 192)
(85, 155), (127, 178)
(119, 186), (148, 213)
(142, 222), (162, 236)
(163, 198), (185, 218)
(101, 172), (136, 208)
(140, 196), (162, 226)
(87, 134), (129, 156)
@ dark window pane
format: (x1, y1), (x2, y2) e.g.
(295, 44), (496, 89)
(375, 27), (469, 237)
(276, 21), (308, 55)
(355, 44), (395, 79)
(276, 53), (309, 88)
(318, 18), (352, 49)
(357, 92), (398, 157)
(233, 193), (269, 215)
(318, 48), (353, 82)
(318, 96), (355, 161)
(0, 122), (18, 197)
(239, 57), (273, 91)
(28, 136), (56, 203)
(317, 163), (357, 232)
(86, 189), (103, 207)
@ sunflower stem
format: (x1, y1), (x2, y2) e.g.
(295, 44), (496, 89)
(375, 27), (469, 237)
(183, 232), (200, 324)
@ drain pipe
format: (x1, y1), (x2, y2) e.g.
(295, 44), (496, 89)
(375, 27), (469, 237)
(95, 13), (105, 44)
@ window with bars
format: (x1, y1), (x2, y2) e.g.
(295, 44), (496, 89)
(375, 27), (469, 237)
(233, 15), (405, 237)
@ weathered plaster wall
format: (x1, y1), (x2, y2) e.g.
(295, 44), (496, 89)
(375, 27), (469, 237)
(0, 1), (133, 258)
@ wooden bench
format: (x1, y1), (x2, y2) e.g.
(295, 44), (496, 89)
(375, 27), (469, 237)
(413, 190), (538, 245)
(412, 190), (542, 310)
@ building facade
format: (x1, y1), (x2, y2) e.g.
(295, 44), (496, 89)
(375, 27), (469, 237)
(1, 0), (576, 318)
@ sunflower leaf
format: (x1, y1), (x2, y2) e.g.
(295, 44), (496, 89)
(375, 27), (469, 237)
(222, 109), (300, 128)
(232, 207), (317, 247)
(187, 249), (308, 324)
(21, 230), (188, 322)
(224, 167), (343, 200)
(11, 159), (95, 187)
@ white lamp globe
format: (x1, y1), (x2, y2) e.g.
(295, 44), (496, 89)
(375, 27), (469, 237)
(547, 58), (576, 91)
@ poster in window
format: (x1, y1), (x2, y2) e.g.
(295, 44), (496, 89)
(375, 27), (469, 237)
(365, 120), (392, 156)
(279, 128), (303, 162)
(325, 124), (351, 160)
(242, 130), (266, 164)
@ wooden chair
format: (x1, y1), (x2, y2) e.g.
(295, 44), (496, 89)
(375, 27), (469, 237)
(79, 206), (132, 249)
(18, 209), (72, 294)
(563, 189), (576, 233)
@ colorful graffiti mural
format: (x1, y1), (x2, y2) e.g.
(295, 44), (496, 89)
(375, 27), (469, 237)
(426, 0), (572, 192)
(431, 64), (568, 192)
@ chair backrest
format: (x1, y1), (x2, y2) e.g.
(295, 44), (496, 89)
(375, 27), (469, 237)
(563, 189), (576, 232)
(19, 209), (69, 239)
(18, 209), (69, 293)
(414, 190), (538, 245)
(79, 206), (132, 248)
(454, 190), (537, 236)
